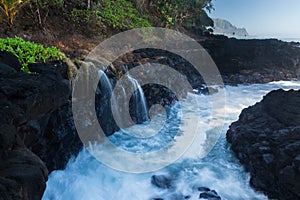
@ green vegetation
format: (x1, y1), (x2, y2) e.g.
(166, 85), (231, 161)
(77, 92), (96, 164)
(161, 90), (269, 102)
(153, 0), (213, 30)
(99, 0), (151, 29)
(1, 0), (214, 31)
(71, 8), (100, 24)
(0, 37), (63, 72)
(36, 0), (63, 6)
(70, 0), (150, 29)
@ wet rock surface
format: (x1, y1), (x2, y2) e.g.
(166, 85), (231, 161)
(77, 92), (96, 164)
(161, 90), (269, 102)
(150, 174), (222, 200)
(227, 89), (300, 200)
(151, 175), (173, 189)
(0, 52), (81, 199)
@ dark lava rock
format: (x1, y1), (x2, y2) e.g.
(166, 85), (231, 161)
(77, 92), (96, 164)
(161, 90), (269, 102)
(151, 175), (173, 189)
(227, 89), (300, 199)
(197, 187), (211, 192)
(111, 38), (300, 87)
(0, 62), (16, 76)
(151, 194), (191, 200)
(199, 190), (221, 200)
(0, 51), (22, 71)
(150, 180), (221, 200)
(0, 54), (82, 199)
(197, 187), (221, 200)
(200, 38), (300, 84)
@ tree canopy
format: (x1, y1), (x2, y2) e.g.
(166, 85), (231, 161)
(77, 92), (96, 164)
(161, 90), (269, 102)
(0, 0), (214, 31)
(153, 0), (214, 30)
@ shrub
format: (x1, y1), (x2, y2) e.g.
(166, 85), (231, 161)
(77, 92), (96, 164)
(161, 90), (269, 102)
(154, 0), (214, 29)
(37, 0), (63, 6)
(0, 0), (30, 25)
(99, 0), (151, 29)
(71, 8), (100, 24)
(0, 0), (63, 25)
(0, 36), (64, 72)
(69, 0), (150, 30)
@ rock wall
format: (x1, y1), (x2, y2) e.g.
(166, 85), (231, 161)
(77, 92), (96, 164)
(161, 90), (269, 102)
(227, 89), (300, 199)
(108, 37), (300, 88)
(0, 52), (82, 199)
(201, 37), (300, 84)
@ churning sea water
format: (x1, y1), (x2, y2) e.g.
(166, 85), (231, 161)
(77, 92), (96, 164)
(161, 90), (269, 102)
(279, 38), (300, 43)
(42, 81), (300, 200)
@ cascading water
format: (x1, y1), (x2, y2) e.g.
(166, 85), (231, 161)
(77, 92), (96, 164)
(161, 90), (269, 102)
(98, 70), (113, 95)
(43, 81), (300, 200)
(97, 70), (149, 131)
(127, 75), (149, 123)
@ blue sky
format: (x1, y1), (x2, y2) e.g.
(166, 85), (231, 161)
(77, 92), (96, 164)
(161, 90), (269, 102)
(209, 0), (300, 38)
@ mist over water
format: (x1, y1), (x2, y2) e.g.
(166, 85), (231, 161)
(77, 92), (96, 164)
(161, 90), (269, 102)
(43, 81), (300, 200)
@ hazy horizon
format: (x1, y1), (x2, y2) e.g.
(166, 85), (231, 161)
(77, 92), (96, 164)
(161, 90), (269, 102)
(209, 0), (300, 39)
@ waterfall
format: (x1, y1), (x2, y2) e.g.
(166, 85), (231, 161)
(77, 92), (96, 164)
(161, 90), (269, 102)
(97, 69), (149, 131)
(98, 70), (113, 94)
(127, 75), (149, 123)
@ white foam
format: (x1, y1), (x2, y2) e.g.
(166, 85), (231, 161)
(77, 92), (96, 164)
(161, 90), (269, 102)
(43, 81), (300, 200)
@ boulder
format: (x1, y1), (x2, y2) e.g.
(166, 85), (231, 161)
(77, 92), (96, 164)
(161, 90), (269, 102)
(0, 51), (22, 71)
(151, 175), (173, 189)
(227, 89), (300, 199)
(199, 190), (221, 200)
(0, 62), (16, 76)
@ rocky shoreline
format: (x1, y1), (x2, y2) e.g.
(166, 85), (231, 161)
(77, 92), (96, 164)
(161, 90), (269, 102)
(0, 36), (299, 199)
(111, 36), (300, 86)
(201, 36), (300, 84)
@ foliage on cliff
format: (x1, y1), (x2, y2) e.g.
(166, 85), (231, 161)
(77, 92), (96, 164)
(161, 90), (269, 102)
(0, 0), (213, 31)
(152, 0), (214, 29)
(0, 37), (63, 72)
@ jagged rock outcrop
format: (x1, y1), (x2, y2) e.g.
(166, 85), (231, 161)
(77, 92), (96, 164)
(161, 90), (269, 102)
(150, 174), (222, 200)
(201, 37), (300, 84)
(227, 89), (300, 200)
(0, 52), (82, 199)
